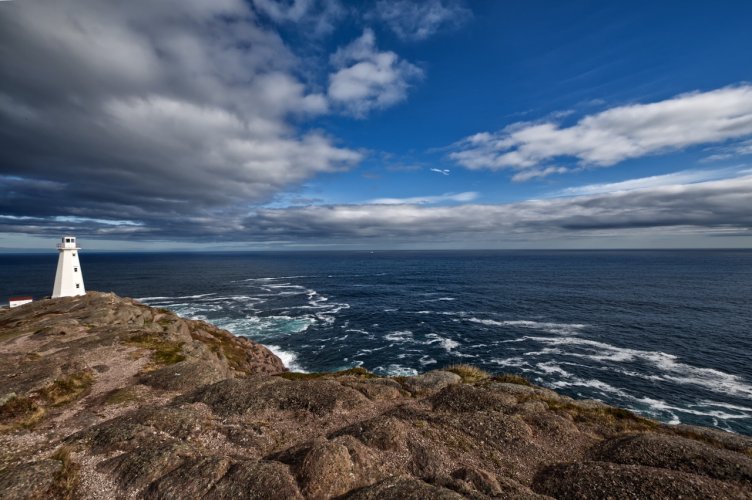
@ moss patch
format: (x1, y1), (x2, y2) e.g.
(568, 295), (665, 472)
(445, 364), (491, 383)
(104, 387), (142, 406)
(126, 333), (185, 367)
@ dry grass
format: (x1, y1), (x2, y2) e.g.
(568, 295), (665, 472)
(0, 394), (45, 431)
(49, 446), (80, 499)
(126, 333), (185, 367)
(445, 364), (491, 383)
(38, 370), (95, 406)
(545, 399), (658, 432)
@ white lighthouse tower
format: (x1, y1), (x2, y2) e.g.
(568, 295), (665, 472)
(52, 235), (86, 298)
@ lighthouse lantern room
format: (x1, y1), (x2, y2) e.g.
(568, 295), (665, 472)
(52, 235), (86, 298)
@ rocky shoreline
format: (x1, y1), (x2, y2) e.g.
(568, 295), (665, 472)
(1, 292), (750, 499)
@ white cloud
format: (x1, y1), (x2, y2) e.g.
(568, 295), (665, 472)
(451, 85), (752, 179)
(555, 167), (748, 197)
(373, 0), (471, 41)
(241, 174), (752, 241)
(512, 166), (570, 182)
(249, 0), (344, 36)
(430, 168), (450, 175)
(328, 29), (423, 117)
(703, 139), (752, 162)
(367, 191), (478, 205)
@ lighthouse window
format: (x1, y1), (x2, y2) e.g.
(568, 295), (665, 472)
(74, 267), (78, 272)
(76, 284), (80, 289)
(72, 253), (76, 256)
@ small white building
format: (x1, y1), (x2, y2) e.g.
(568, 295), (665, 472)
(52, 235), (86, 298)
(9, 296), (33, 308)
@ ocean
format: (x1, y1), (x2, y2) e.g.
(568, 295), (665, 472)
(2, 250), (751, 435)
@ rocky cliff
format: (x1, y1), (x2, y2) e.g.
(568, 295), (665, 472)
(0, 292), (750, 499)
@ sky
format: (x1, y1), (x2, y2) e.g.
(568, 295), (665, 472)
(1, 0), (751, 251)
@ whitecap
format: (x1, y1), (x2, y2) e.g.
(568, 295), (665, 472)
(373, 364), (419, 376)
(385, 330), (413, 342)
(265, 344), (306, 372)
(526, 335), (752, 398)
(467, 317), (586, 335)
(425, 333), (460, 352)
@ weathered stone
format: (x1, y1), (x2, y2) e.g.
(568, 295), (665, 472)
(431, 383), (517, 413)
(592, 432), (752, 484)
(344, 476), (465, 500)
(145, 457), (233, 499)
(533, 461), (752, 499)
(204, 460), (303, 499)
(138, 360), (227, 391)
(0, 459), (61, 500)
(402, 370), (461, 395)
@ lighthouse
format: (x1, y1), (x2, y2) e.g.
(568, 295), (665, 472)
(52, 235), (86, 298)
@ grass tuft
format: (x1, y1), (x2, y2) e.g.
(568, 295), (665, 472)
(38, 370), (95, 406)
(0, 394), (45, 431)
(445, 364), (491, 383)
(49, 446), (80, 499)
(545, 399), (659, 431)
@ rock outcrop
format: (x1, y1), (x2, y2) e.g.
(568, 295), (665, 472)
(1, 292), (751, 499)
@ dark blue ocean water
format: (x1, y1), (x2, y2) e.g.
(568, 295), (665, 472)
(2, 250), (751, 434)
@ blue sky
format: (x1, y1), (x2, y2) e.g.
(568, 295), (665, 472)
(0, 0), (751, 250)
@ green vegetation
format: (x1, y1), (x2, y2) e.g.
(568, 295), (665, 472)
(126, 333), (186, 367)
(445, 364), (491, 383)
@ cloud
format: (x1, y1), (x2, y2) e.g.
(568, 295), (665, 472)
(249, 0), (345, 36)
(373, 0), (471, 41)
(237, 174), (752, 242)
(555, 167), (750, 197)
(0, 0), (360, 227)
(430, 168), (451, 176)
(328, 29), (423, 117)
(451, 85), (752, 179)
(8, 172), (747, 245)
(703, 139), (752, 162)
(367, 191), (478, 205)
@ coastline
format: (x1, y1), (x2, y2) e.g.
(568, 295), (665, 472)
(1, 292), (751, 498)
